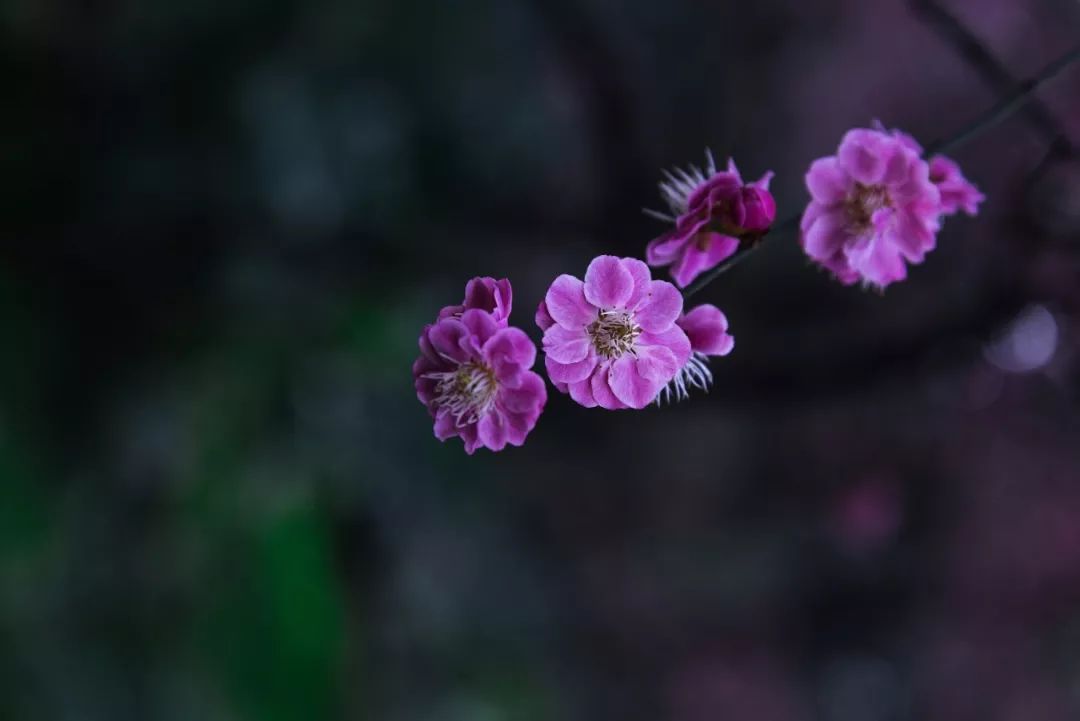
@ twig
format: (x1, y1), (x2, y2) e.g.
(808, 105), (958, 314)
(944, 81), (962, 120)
(681, 43), (1080, 300)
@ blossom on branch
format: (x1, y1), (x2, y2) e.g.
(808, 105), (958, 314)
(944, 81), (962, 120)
(539, 256), (690, 410)
(646, 152), (776, 288)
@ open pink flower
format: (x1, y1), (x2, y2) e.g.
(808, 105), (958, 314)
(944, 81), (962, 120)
(414, 308), (546, 454)
(646, 151), (776, 288)
(437, 276), (512, 326)
(800, 127), (941, 289)
(538, 256), (690, 410)
(658, 303), (735, 404)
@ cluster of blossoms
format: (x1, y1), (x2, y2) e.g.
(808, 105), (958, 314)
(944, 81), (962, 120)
(415, 126), (981, 453)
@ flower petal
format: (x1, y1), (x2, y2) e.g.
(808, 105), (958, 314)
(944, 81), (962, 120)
(621, 257), (653, 311)
(426, 318), (471, 363)
(837, 129), (888, 186)
(477, 412), (509, 451)
(670, 234), (739, 288)
(635, 344), (680, 385)
(460, 309), (499, 345)
(805, 156), (850, 204)
(609, 355), (661, 409)
(545, 275), (596, 329)
(433, 411), (459, 441)
(568, 377), (598, 408)
(591, 367), (627, 410)
(646, 232), (687, 266)
(535, 300), (555, 331)
(584, 255), (635, 309)
(542, 324), (591, 364)
(677, 304), (733, 356)
(639, 326), (691, 368)
(545, 351), (598, 385)
(802, 208), (850, 261)
(499, 371), (546, 415)
(635, 280), (683, 333)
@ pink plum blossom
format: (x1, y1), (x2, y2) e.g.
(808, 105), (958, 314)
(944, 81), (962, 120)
(437, 276), (512, 326)
(414, 308), (546, 454)
(538, 255), (690, 410)
(800, 127), (942, 289)
(658, 303), (735, 404)
(646, 151), (776, 288)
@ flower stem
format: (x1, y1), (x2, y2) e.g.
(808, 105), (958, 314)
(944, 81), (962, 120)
(681, 43), (1080, 300)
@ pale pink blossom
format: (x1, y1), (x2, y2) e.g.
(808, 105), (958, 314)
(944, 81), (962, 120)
(414, 308), (545, 454)
(646, 152), (776, 288)
(800, 127), (941, 289)
(539, 256), (690, 410)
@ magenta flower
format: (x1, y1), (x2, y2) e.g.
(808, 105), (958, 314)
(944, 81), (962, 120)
(437, 276), (512, 326)
(414, 308), (546, 454)
(538, 255), (690, 410)
(646, 151), (776, 288)
(800, 127), (942, 289)
(658, 303), (735, 404)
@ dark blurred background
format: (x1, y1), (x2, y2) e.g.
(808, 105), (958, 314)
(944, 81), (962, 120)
(2, 0), (1080, 719)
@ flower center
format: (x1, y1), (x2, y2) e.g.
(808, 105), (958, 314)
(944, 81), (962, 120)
(427, 361), (498, 424)
(846, 183), (892, 232)
(588, 310), (640, 360)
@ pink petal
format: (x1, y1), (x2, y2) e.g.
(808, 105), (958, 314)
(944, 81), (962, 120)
(584, 255), (635, 309)
(670, 234), (739, 288)
(426, 318), (471, 363)
(802, 208), (850, 261)
(635, 280), (683, 333)
(591, 367), (627, 410)
(838, 129), (887, 186)
(433, 411), (459, 441)
(460, 309), (499, 344)
(503, 409), (538, 447)
(805, 157), (850, 204)
(499, 372), (546, 414)
(639, 326), (691, 368)
(677, 304), (733, 356)
(535, 300), (555, 331)
(477, 412), (509, 451)
(545, 275), (596, 329)
(609, 355), (661, 409)
(484, 327), (536, 370)
(460, 422), (481, 455)
(646, 231), (688, 266)
(545, 351), (598, 385)
(849, 235), (907, 288)
(542, 324), (591, 364)
(621, 257), (653, 311)
(568, 377), (598, 408)
(463, 277), (512, 324)
(635, 344), (680, 385)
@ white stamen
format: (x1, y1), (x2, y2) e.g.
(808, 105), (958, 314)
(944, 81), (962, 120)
(424, 360), (497, 425)
(588, 310), (641, 360)
(656, 352), (714, 405)
(658, 150), (717, 216)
